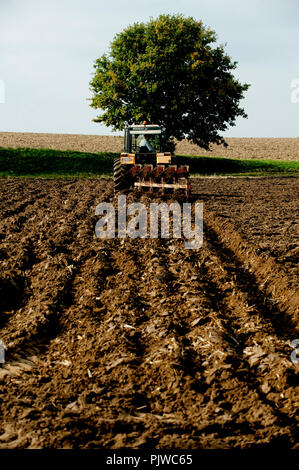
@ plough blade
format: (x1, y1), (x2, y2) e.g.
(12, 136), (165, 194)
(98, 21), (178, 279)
(126, 164), (191, 198)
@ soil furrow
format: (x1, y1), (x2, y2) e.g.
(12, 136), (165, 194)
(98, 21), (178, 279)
(0, 177), (298, 449)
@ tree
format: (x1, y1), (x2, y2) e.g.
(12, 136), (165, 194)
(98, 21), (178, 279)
(89, 14), (249, 151)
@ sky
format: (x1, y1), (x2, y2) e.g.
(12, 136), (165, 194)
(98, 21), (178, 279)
(0, 0), (298, 137)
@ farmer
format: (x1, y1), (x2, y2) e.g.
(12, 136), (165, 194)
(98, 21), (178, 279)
(139, 134), (155, 153)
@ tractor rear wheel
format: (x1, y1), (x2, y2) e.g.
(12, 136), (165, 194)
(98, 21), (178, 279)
(113, 157), (130, 194)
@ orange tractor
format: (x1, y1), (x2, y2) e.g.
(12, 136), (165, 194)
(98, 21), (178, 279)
(113, 123), (191, 198)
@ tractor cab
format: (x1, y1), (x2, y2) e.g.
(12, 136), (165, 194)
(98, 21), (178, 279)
(124, 124), (163, 160)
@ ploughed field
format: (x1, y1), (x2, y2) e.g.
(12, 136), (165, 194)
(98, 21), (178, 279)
(0, 177), (298, 449)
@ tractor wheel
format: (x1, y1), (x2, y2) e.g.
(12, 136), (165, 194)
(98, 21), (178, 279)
(113, 157), (130, 194)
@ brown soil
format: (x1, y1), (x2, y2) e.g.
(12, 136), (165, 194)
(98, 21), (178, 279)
(0, 177), (298, 449)
(1, 132), (299, 160)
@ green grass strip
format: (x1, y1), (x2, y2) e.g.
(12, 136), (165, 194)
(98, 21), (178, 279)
(174, 154), (299, 175)
(0, 147), (298, 178)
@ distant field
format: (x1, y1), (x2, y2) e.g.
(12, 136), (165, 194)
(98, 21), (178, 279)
(0, 132), (299, 161)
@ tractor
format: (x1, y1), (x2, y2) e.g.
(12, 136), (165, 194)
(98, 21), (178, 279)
(113, 123), (191, 198)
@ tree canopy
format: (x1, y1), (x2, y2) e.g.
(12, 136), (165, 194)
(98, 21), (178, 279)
(89, 14), (249, 150)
